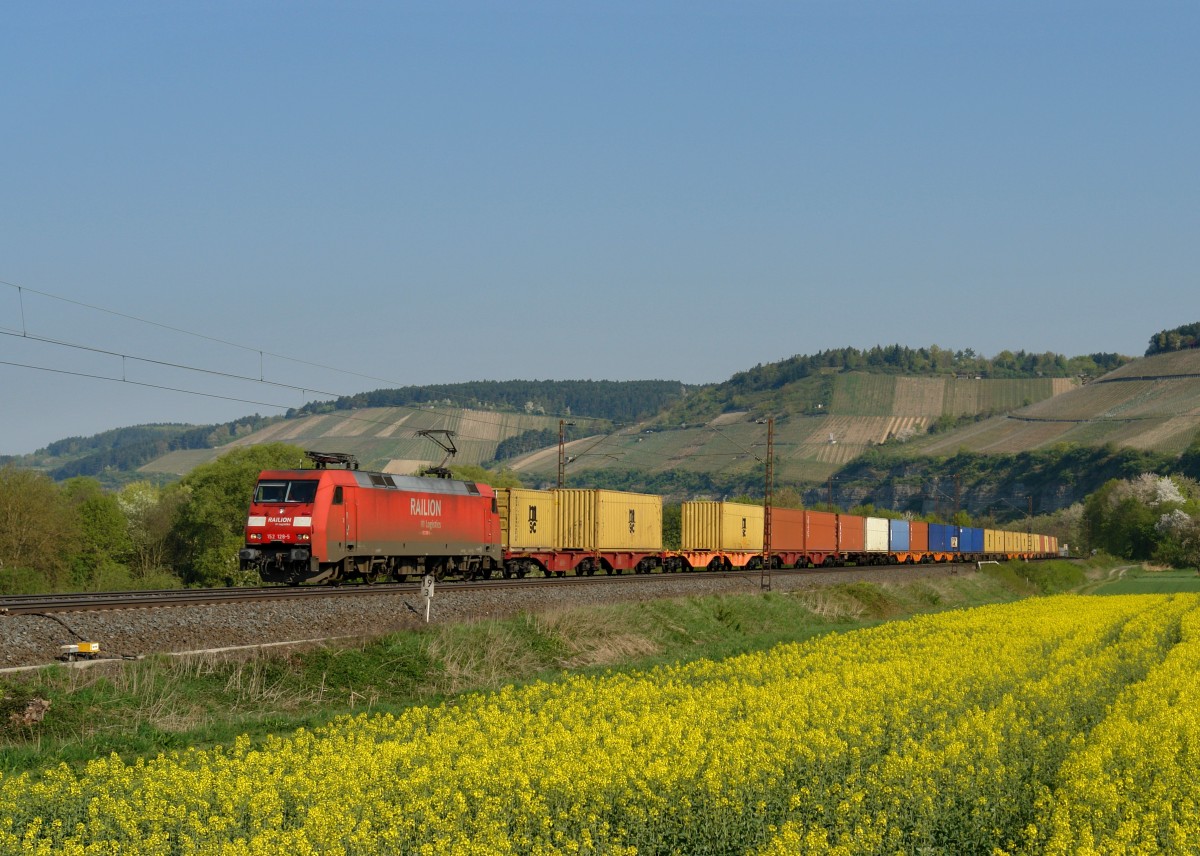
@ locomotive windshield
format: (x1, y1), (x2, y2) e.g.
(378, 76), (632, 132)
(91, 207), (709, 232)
(254, 480), (319, 504)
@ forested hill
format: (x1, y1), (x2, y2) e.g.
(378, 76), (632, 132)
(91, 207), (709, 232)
(2, 416), (281, 481)
(1146, 322), (1200, 356)
(726, 345), (1129, 394)
(290, 380), (692, 423)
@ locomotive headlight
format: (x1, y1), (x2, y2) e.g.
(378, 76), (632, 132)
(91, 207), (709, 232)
(249, 533), (262, 541)
(298, 534), (310, 541)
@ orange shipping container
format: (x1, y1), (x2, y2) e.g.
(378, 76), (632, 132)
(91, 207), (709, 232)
(909, 521), (929, 552)
(806, 510), (839, 553)
(839, 514), (866, 552)
(770, 506), (806, 552)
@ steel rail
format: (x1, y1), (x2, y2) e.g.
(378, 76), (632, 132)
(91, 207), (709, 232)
(0, 563), (981, 615)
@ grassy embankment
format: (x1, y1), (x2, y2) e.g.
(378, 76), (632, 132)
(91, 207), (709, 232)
(0, 558), (1124, 775)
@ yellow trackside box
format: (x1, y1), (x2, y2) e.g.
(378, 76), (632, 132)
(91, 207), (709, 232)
(497, 488), (558, 550)
(680, 501), (764, 552)
(554, 489), (662, 551)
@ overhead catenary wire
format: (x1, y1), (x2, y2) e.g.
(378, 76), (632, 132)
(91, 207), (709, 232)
(2, 353), (633, 454)
(0, 328), (346, 400)
(1, 278), (628, 444)
(0, 358), (300, 411)
(0, 279), (407, 388)
(3, 298), (723, 474)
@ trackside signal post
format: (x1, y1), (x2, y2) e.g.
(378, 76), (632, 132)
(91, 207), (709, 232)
(421, 574), (435, 623)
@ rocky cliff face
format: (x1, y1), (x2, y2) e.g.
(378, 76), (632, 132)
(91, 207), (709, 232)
(802, 454), (1100, 522)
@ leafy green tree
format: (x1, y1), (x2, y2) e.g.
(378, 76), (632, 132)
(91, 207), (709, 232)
(170, 444), (307, 587)
(61, 478), (133, 590)
(1082, 475), (1190, 560)
(1178, 430), (1200, 482)
(774, 486), (804, 509)
(662, 503), (681, 550)
(118, 480), (186, 585)
(850, 503), (906, 520)
(1146, 322), (1200, 356)
(444, 465), (524, 488)
(1152, 510), (1200, 568)
(0, 466), (76, 591)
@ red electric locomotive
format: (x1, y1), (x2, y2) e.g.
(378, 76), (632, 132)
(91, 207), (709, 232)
(239, 452), (503, 585)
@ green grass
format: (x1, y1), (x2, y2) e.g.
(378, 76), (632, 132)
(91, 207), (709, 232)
(977, 559), (1088, 595)
(1090, 566), (1200, 595)
(0, 564), (1103, 776)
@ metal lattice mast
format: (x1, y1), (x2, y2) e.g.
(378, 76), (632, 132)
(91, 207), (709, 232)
(761, 416), (774, 591)
(557, 419), (568, 489)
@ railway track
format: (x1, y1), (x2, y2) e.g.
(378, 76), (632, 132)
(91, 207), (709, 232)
(0, 563), (980, 615)
(0, 583), (423, 615)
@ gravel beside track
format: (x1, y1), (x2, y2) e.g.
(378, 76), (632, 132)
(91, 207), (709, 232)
(0, 565), (972, 670)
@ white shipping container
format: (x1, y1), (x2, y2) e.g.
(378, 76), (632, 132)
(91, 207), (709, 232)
(865, 517), (890, 553)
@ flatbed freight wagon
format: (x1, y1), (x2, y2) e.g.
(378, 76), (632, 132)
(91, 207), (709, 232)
(498, 488), (664, 577)
(675, 501), (765, 571)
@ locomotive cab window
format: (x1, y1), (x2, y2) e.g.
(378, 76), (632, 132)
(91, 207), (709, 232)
(255, 482), (288, 503)
(254, 480), (319, 504)
(332, 486), (343, 505)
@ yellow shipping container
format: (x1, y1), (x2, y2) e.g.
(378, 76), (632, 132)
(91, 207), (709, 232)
(984, 528), (1002, 553)
(554, 489), (662, 551)
(680, 501), (764, 552)
(497, 488), (558, 550)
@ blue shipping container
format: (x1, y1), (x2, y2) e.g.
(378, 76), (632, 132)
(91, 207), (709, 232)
(929, 524), (960, 553)
(961, 527), (984, 553)
(889, 519), (910, 552)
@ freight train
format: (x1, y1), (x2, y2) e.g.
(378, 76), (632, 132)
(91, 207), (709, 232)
(238, 452), (1060, 585)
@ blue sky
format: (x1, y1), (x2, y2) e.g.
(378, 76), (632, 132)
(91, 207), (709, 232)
(1, 2), (1196, 455)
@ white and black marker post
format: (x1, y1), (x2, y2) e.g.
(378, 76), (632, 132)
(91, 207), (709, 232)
(421, 574), (436, 623)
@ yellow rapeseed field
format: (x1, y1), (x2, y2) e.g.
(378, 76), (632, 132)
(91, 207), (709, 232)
(3, 594), (1198, 854)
